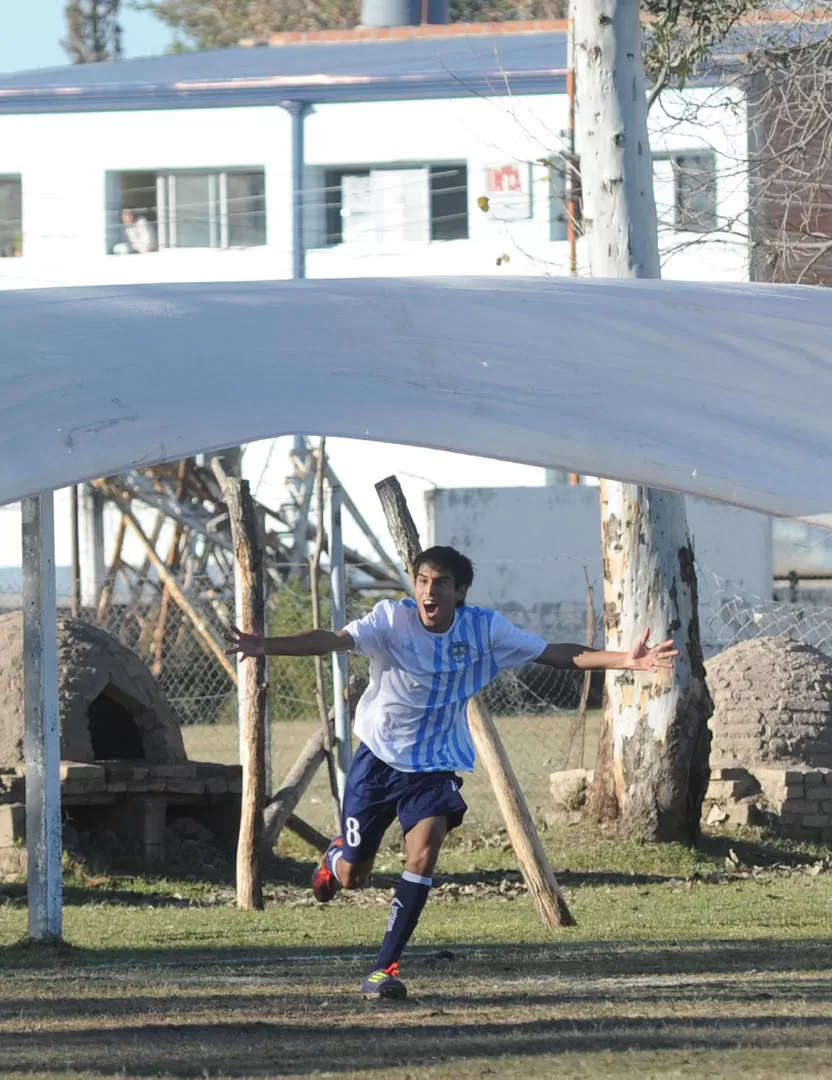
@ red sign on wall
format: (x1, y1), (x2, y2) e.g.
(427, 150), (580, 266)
(482, 163), (532, 220)
(486, 165), (523, 193)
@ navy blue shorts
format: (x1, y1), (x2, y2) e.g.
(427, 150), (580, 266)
(340, 742), (468, 864)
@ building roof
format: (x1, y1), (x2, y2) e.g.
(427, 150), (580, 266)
(0, 23), (570, 113)
(0, 15), (826, 116)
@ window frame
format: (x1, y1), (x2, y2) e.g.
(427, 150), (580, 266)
(653, 150), (718, 234)
(318, 161), (469, 247)
(108, 167), (267, 253)
(0, 174), (23, 258)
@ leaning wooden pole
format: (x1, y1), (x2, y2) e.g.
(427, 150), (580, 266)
(374, 476), (575, 929)
(262, 728), (327, 851)
(223, 475), (268, 911)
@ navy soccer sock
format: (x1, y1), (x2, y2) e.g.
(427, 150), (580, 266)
(375, 871), (432, 971)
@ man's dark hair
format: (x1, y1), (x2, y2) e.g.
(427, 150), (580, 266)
(413, 546), (474, 591)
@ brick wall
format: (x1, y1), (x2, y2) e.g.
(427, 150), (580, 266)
(706, 765), (832, 842)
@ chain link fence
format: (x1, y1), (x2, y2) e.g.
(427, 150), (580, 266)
(5, 556), (832, 835)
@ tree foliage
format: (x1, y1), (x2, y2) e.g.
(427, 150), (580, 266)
(641, 0), (760, 108)
(131, 0), (566, 50)
(64, 0), (123, 63)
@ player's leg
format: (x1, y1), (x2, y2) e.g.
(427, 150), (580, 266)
(361, 772), (467, 1001)
(312, 744), (396, 902)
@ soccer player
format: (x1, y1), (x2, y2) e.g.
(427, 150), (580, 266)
(225, 545), (677, 1001)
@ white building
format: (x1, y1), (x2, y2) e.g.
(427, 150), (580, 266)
(0, 21), (749, 288)
(0, 21), (753, 576)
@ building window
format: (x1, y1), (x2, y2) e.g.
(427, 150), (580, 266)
(321, 163), (468, 246)
(108, 169), (266, 254)
(548, 153), (582, 242)
(673, 153), (717, 232)
(0, 176), (22, 257)
(653, 152), (717, 233)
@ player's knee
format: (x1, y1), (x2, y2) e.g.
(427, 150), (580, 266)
(405, 840), (438, 877)
(340, 860), (370, 890)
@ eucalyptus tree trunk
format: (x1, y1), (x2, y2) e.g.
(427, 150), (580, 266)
(573, 0), (712, 842)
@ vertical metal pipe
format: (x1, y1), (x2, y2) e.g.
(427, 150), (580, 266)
(79, 483), (105, 609)
(329, 484), (351, 804)
(567, 17), (577, 279)
(22, 493), (63, 941)
(289, 102), (307, 281)
(70, 486), (80, 617)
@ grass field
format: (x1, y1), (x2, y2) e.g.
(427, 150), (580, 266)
(0, 716), (830, 1077)
(1, 813), (830, 1078)
(182, 714), (603, 837)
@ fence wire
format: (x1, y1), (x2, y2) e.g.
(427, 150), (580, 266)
(4, 562), (832, 835)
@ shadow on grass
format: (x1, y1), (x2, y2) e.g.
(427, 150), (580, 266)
(0, 935), (830, 1076)
(0, 1006), (830, 1076)
(1, 936), (831, 979)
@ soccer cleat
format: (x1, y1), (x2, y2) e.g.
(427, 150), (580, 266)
(311, 836), (343, 903)
(361, 962), (407, 1001)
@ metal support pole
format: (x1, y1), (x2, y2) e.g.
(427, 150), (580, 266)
(329, 484), (351, 804)
(567, 15), (577, 279)
(289, 101), (307, 281)
(79, 483), (105, 609)
(70, 486), (81, 617)
(21, 493), (63, 941)
(260, 509), (272, 798)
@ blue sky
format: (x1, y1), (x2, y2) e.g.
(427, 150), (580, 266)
(1, 0), (173, 74)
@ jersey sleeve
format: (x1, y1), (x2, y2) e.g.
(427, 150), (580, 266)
(488, 611), (547, 670)
(343, 599), (394, 658)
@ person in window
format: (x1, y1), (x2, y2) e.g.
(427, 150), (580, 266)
(114, 209), (156, 254)
(225, 545), (678, 1002)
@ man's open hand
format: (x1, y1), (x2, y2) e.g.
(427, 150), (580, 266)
(223, 622), (265, 660)
(625, 628), (679, 672)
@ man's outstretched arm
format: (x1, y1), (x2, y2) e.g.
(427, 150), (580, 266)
(224, 624), (354, 659)
(535, 629), (679, 673)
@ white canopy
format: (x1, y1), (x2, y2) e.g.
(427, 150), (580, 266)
(2, 276), (831, 522)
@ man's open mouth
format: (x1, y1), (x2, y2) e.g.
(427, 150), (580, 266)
(423, 600), (439, 617)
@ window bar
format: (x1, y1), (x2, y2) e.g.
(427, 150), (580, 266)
(156, 174), (167, 250)
(219, 172), (229, 249)
(168, 175), (177, 249)
(209, 173), (219, 249)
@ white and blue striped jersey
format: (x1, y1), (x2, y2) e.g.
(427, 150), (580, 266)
(344, 598), (547, 774)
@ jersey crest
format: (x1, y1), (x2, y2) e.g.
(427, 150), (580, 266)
(450, 640), (470, 663)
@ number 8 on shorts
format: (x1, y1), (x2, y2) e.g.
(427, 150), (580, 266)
(345, 816), (362, 849)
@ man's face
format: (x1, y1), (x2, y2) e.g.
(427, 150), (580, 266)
(414, 563), (467, 633)
(122, 211), (134, 225)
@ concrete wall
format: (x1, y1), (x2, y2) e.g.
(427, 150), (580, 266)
(427, 485), (772, 651)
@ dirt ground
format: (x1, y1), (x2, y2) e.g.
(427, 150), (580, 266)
(0, 934), (830, 1078)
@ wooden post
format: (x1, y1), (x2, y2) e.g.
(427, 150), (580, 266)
(21, 493), (63, 941)
(375, 478), (422, 582)
(222, 474), (268, 911)
(374, 475), (575, 929)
